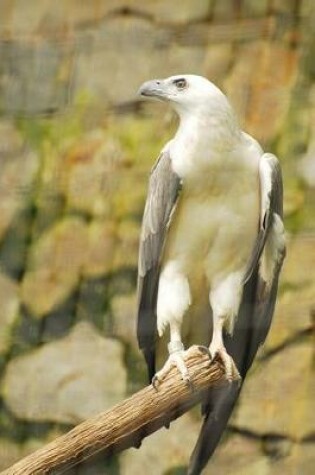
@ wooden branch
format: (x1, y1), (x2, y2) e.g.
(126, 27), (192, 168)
(1, 346), (234, 475)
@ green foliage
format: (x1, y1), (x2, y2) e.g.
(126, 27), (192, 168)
(15, 90), (96, 153)
(107, 114), (176, 171)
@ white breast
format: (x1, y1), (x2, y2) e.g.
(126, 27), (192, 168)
(163, 131), (261, 285)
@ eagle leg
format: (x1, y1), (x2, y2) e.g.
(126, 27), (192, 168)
(209, 315), (240, 381)
(208, 274), (243, 381)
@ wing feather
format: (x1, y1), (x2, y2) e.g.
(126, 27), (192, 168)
(243, 153), (284, 283)
(137, 147), (181, 380)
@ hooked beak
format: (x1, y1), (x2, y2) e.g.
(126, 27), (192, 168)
(137, 79), (168, 101)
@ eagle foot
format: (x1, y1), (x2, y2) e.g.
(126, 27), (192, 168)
(152, 346), (191, 390)
(209, 345), (240, 382)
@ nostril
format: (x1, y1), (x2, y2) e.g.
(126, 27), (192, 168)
(156, 80), (161, 85)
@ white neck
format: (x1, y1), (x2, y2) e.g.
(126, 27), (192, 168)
(170, 104), (241, 180)
(178, 110), (238, 150)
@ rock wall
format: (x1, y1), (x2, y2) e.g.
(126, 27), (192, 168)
(0, 1), (314, 474)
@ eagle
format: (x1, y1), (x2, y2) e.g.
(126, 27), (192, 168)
(136, 75), (286, 474)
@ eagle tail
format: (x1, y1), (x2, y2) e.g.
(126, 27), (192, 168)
(143, 347), (156, 383)
(187, 383), (240, 474)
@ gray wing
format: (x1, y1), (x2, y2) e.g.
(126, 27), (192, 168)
(188, 153), (286, 475)
(137, 147), (181, 381)
(235, 153), (286, 371)
(243, 153), (284, 283)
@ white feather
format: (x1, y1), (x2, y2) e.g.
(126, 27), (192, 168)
(260, 213), (286, 287)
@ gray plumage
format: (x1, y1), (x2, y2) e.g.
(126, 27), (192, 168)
(137, 149), (181, 378)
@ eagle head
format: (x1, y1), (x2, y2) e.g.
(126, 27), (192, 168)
(138, 74), (230, 117)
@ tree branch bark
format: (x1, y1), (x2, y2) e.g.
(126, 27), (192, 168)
(1, 346), (234, 475)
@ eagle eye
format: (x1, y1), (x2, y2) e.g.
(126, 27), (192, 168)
(173, 78), (187, 90)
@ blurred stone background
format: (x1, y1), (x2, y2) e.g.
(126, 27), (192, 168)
(0, 0), (314, 474)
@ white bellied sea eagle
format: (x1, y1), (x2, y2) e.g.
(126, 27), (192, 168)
(136, 75), (286, 474)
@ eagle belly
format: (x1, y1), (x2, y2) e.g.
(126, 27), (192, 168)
(157, 154), (260, 336)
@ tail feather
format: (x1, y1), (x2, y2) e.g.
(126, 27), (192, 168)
(143, 347), (156, 383)
(188, 383), (240, 475)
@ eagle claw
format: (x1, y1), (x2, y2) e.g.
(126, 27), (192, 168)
(209, 346), (240, 382)
(152, 374), (161, 390)
(151, 349), (191, 390)
(197, 345), (212, 359)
